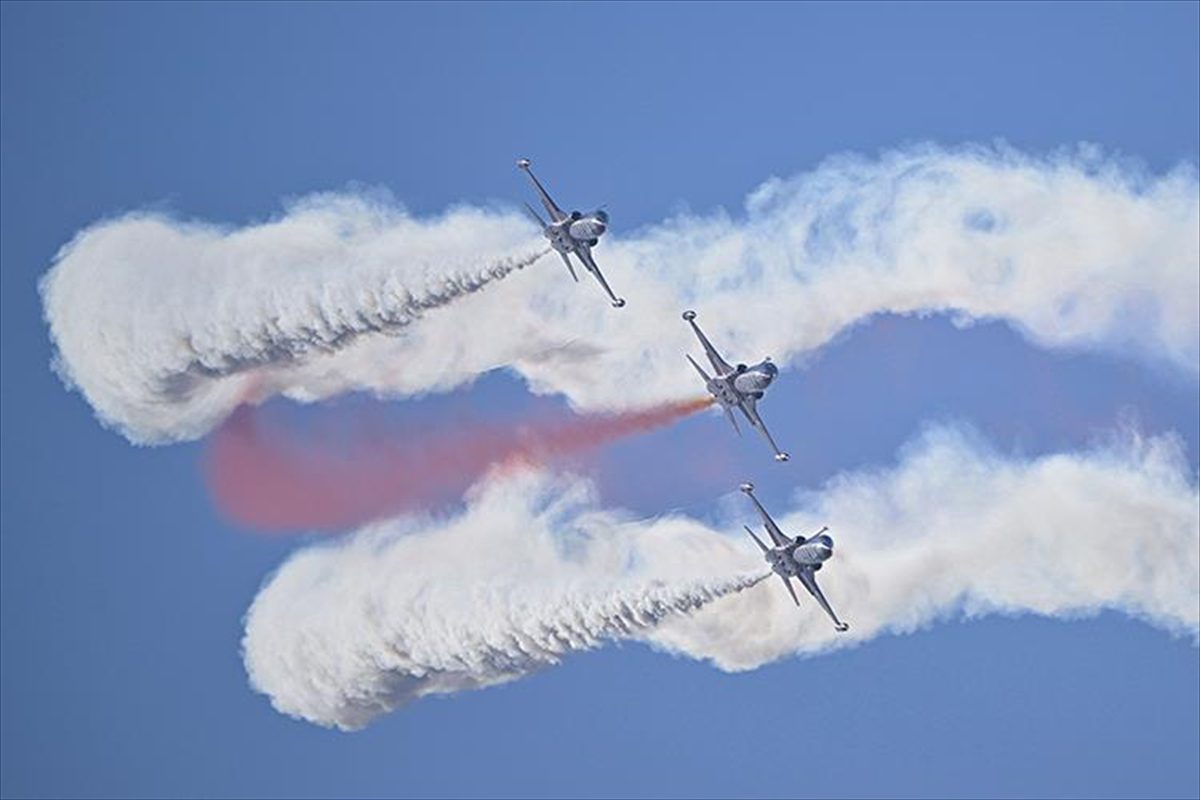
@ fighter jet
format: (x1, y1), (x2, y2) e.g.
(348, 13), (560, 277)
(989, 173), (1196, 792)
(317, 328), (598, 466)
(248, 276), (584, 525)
(740, 482), (849, 632)
(516, 158), (625, 308)
(682, 310), (789, 462)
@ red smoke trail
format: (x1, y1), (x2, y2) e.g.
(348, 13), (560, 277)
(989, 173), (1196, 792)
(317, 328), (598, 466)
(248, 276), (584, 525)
(204, 397), (713, 534)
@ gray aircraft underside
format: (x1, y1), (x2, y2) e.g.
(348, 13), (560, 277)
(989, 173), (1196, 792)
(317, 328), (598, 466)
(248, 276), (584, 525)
(740, 483), (849, 632)
(682, 310), (789, 462)
(517, 158), (625, 308)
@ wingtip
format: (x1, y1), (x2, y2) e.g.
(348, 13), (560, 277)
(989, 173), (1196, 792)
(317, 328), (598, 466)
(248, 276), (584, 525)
(516, 158), (531, 169)
(836, 623), (850, 633)
(682, 310), (697, 321)
(739, 482), (755, 494)
(612, 298), (626, 308)
(775, 452), (790, 462)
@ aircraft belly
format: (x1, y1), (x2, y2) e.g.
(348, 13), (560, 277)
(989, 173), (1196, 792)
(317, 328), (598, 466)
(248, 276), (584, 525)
(712, 379), (740, 405)
(774, 556), (798, 577)
(550, 235), (570, 253)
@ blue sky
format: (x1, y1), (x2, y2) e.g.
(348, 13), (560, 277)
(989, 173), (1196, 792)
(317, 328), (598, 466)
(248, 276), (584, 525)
(2, 2), (1198, 798)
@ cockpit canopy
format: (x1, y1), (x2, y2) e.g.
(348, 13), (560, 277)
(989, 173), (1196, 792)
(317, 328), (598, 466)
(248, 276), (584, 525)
(594, 209), (609, 223)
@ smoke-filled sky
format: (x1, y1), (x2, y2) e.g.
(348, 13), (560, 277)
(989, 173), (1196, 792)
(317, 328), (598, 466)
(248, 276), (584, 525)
(3, 2), (1199, 798)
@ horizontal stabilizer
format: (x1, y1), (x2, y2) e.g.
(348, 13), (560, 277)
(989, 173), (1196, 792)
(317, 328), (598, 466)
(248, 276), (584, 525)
(686, 354), (712, 383)
(559, 252), (579, 282)
(779, 575), (801, 606)
(744, 525), (769, 553)
(724, 405), (742, 436)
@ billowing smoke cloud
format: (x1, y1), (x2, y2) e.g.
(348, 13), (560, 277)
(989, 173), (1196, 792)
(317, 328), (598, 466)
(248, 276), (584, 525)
(41, 199), (544, 443)
(244, 425), (1199, 729)
(243, 469), (770, 730)
(43, 144), (1199, 444)
(206, 397), (711, 532)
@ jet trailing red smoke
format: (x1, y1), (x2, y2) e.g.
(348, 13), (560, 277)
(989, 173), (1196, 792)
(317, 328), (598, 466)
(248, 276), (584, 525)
(204, 397), (713, 533)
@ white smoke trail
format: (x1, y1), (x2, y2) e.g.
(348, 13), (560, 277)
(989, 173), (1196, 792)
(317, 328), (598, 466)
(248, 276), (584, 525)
(172, 248), (548, 380)
(42, 144), (1199, 443)
(243, 469), (768, 729)
(41, 197), (544, 443)
(243, 425), (1199, 730)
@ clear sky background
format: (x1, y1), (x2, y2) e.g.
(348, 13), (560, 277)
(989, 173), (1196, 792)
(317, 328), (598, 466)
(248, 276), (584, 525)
(2, 2), (1198, 798)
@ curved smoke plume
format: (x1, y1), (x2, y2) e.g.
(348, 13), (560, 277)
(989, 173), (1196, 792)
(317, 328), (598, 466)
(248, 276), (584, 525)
(243, 425), (1199, 729)
(42, 144), (1199, 444)
(42, 198), (543, 443)
(243, 469), (768, 729)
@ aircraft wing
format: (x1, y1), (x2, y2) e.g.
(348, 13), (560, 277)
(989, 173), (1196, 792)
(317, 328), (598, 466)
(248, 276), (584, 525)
(739, 395), (790, 462)
(574, 244), (625, 307)
(520, 164), (568, 223)
(796, 568), (849, 632)
(683, 313), (735, 376)
(742, 483), (792, 548)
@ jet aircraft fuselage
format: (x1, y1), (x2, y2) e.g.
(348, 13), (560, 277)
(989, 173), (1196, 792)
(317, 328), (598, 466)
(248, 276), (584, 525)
(517, 158), (624, 307)
(740, 482), (848, 632)
(544, 209), (609, 257)
(683, 310), (788, 461)
(703, 359), (778, 407)
(765, 531), (835, 576)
